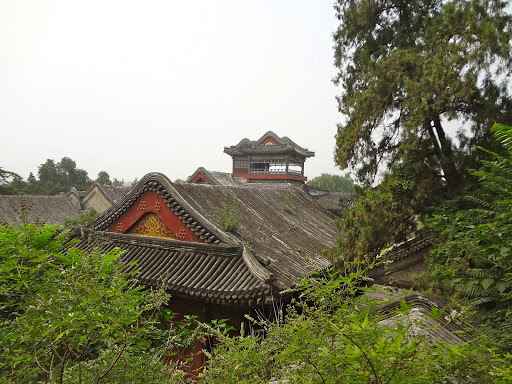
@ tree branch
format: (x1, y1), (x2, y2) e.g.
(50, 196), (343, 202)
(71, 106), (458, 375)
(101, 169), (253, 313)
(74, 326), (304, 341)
(96, 331), (128, 384)
(328, 320), (381, 383)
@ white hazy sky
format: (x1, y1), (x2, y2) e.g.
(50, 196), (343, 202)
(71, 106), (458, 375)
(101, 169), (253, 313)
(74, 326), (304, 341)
(0, 0), (346, 183)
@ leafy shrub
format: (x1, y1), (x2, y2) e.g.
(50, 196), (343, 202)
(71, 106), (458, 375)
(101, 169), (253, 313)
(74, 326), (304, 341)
(0, 224), (196, 383)
(203, 263), (511, 383)
(217, 199), (240, 233)
(64, 207), (100, 228)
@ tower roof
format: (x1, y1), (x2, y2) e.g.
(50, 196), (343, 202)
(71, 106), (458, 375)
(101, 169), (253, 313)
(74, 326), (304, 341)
(224, 131), (315, 158)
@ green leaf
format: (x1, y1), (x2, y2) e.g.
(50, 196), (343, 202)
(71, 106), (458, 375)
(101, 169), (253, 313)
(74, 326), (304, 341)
(481, 278), (494, 290)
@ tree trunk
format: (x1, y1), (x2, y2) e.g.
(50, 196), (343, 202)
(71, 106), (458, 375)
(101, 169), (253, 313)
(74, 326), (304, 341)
(432, 115), (459, 187)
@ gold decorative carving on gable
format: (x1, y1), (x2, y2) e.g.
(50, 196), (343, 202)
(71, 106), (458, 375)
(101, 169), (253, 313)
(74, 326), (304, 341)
(127, 212), (177, 239)
(263, 137), (277, 145)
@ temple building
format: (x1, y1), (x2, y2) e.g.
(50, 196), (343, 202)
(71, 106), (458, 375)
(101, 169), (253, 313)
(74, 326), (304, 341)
(70, 172), (337, 372)
(188, 132), (315, 187)
(222, 131), (314, 185)
(187, 131), (315, 185)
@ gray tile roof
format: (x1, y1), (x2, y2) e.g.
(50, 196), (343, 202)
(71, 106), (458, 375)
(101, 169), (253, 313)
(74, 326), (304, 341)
(170, 182), (334, 289)
(102, 185), (132, 202)
(369, 236), (436, 288)
(81, 172), (336, 301)
(368, 286), (470, 344)
(0, 195), (81, 225)
(73, 229), (273, 307)
(314, 192), (354, 215)
(186, 167), (244, 186)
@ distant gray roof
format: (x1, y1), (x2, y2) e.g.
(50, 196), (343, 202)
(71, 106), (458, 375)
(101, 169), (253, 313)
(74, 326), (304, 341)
(102, 185), (132, 202)
(243, 183), (298, 189)
(186, 167), (244, 186)
(369, 236), (436, 288)
(368, 286), (469, 344)
(66, 187), (85, 198)
(315, 192), (354, 216)
(382, 237), (436, 263)
(0, 195), (81, 225)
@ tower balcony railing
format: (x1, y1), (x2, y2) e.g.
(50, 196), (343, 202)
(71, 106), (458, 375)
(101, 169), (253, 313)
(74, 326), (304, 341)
(249, 168), (303, 176)
(247, 160), (304, 176)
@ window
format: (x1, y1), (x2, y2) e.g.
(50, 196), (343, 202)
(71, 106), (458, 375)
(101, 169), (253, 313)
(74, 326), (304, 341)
(234, 160), (248, 168)
(288, 161), (303, 175)
(250, 159), (288, 174)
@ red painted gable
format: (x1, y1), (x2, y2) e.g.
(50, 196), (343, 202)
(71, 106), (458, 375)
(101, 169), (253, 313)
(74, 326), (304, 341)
(188, 172), (213, 184)
(107, 190), (203, 243)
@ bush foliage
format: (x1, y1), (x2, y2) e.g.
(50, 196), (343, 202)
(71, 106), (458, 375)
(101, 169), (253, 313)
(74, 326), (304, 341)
(0, 223), (199, 383)
(203, 264), (512, 383)
(428, 123), (512, 351)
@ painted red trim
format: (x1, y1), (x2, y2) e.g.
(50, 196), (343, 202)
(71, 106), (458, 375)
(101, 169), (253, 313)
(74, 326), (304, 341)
(243, 174), (307, 181)
(233, 168), (248, 176)
(188, 172), (213, 184)
(107, 191), (203, 243)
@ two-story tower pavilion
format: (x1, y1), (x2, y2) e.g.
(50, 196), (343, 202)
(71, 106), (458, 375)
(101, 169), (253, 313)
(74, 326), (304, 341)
(223, 131), (315, 185)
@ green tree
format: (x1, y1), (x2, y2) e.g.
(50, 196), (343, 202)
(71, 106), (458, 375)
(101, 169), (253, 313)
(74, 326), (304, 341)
(333, 0), (512, 188)
(112, 178), (125, 187)
(96, 171), (113, 186)
(0, 173), (26, 195)
(37, 159), (60, 185)
(24, 173), (39, 195)
(428, 123), (512, 351)
(0, 168), (22, 195)
(26, 173), (35, 184)
(64, 208), (100, 228)
(0, 224), (196, 383)
(0, 167), (19, 183)
(333, 170), (419, 263)
(307, 173), (355, 193)
(58, 157), (89, 189)
(36, 158), (91, 194)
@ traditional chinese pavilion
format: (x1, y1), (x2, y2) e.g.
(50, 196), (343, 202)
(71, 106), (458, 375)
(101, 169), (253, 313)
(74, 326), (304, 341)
(71, 172), (336, 372)
(223, 131), (315, 185)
